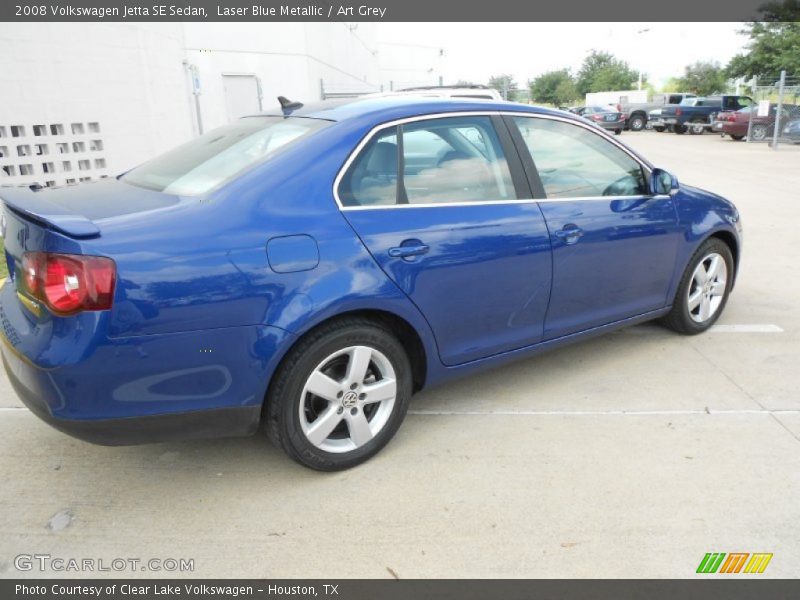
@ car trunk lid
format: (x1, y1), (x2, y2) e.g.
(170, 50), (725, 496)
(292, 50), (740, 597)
(1, 187), (101, 239)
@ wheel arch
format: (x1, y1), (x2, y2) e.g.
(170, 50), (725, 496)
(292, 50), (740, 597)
(708, 229), (740, 287)
(268, 308), (430, 400)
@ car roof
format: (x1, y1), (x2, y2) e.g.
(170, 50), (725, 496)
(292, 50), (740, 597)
(254, 95), (567, 124)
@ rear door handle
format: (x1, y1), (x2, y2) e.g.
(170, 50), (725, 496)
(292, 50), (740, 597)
(388, 243), (430, 259)
(555, 226), (584, 240)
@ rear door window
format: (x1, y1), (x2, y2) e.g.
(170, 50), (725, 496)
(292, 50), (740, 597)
(338, 115), (516, 207)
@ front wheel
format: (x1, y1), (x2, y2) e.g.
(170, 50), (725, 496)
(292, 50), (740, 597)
(751, 123), (769, 141)
(660, 238), (734, 335)
(614, 129), (622, 135)
(265, 318), (412, 470)
(674, 125), (687, 134)
(654, 126), (665, 132)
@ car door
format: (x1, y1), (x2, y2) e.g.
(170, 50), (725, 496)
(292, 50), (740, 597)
(337, 114), (552, 366)
(506, 114), (681, 340)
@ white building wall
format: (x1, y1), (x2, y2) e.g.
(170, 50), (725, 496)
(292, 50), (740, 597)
(376, 42), (446, 91)
(0, 22), (433, 188)
(183, 23), (382, 132)
(0, 23), (191, 186)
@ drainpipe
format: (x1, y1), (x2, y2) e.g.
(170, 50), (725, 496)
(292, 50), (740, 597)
(183, 60), (204, 135)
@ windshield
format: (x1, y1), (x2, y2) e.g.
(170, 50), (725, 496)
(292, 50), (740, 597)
(122, 116), (330, 195)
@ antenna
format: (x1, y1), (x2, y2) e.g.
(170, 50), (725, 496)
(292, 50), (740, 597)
(277, 96), (304, 113)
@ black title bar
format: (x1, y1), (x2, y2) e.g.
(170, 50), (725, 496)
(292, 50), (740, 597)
(5, 580), (800, 600)
(1, 0), (774, 22)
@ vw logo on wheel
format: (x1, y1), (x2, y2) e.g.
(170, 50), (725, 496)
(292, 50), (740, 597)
(342, 390), (358, 408)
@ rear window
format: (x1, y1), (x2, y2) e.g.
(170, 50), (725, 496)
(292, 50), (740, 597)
(122, 116), (330, 195)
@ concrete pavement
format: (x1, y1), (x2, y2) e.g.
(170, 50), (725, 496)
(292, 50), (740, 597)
(0, 131), (798, 579)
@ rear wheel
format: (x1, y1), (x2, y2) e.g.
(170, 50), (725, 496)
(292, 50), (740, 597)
(654, 126), (665, 132)
(614, 129), (622, 135)
(729, 134), (745, 141)
(628, 114), (646, 131)
(689, 120), (706, 135)
(265, 318), (412, 470)
(674, 125), (687, 134)
(660, 238), (733, 335)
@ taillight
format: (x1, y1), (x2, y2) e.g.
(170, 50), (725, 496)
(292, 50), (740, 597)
(591, 114), (603, 120)
(21, 252), (42, 297)
(20, 252), (116, 316)
(675, 108), (682, 116)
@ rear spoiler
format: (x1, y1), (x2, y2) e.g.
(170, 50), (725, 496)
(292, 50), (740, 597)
(0, 188), (100, 239)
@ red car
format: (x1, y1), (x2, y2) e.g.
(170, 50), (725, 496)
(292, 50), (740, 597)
(713, 103), (800, 141)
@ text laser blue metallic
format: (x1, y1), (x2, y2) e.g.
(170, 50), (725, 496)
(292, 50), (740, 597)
(0, 96), (742, 469)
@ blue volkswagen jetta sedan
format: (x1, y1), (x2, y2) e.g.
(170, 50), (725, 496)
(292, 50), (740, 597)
(0, 96), (742, 470)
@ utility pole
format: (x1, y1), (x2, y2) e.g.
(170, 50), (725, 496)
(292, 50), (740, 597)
(771, 70), (786, 150)
(746, 76), (756, 143)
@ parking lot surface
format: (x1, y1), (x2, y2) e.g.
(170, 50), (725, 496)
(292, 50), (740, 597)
(1, 132), (799, 579)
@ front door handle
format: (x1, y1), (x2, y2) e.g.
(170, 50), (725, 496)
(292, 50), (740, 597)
(388, 242), (430, 259)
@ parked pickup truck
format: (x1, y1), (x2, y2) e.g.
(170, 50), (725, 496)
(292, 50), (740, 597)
(621, 93), (696, 131)
(660, 95), (753, 135)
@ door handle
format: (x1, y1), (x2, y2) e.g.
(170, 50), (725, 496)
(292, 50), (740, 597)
(388, 243), (430, 258)
(555, 226), (584, 239)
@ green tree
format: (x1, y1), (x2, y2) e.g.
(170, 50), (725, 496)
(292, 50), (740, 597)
(725, 1), (800, 80)
(529, 69), (577, 106)
(675, 61), (728, 96)
(661, 77), (684, 93)
(487, 74), (519, 100)
(554, 79), (579, 106)
(576, 51), (640, 95)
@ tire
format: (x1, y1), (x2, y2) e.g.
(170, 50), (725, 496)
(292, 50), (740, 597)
(628, 114), (646, 131)
(265, 317), (413, 471)
(689, 120), (706, 135)
(660, 238), (734, 335)
(614, 129), (622, 135)
(729, 134), (745, 141)
(674, 125), (686, 134)
(654, 126), (665, 133)
(751, 124), (768, 141)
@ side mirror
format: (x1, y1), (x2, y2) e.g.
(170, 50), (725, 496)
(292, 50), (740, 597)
(650, 168), (678, 196)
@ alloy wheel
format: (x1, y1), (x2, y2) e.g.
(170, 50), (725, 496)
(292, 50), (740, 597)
(687, 252), (727, 323)
(751, 124), (768, 141)
(299, 345), (397, 453)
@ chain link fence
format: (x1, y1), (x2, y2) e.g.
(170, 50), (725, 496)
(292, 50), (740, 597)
(714, 71), (800, 147)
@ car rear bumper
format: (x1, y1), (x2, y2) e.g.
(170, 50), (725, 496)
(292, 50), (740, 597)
(714, 122), (746, 135)
(0, 280), (295, 444)
(3, 347), (260, 445)
(596, 120), (625, 130)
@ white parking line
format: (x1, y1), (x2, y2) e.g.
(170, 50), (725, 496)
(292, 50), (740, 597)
(409, 409), (800, 416)
(3, 406), (799, 417)
(708, 324), (784, 333)
(625, 323), (784, 334)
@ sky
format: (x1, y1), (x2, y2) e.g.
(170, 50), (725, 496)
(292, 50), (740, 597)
(376, 22), (749, 89)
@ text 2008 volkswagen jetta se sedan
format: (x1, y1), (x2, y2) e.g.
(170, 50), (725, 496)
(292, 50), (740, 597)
(0, 97), (742, 470)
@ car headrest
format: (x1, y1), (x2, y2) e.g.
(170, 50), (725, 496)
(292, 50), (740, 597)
(366, 142), (398, 174)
